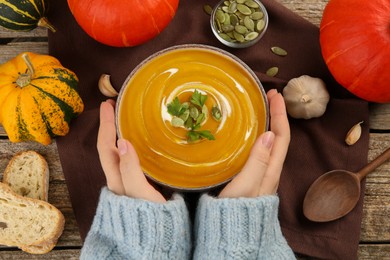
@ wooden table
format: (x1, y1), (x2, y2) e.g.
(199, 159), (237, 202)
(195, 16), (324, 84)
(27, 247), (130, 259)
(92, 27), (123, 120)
(0, 1), (389, 259)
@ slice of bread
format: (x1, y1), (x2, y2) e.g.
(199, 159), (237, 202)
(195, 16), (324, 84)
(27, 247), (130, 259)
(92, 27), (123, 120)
(0, 183), (64, 254)
(2, 151), (49, 201)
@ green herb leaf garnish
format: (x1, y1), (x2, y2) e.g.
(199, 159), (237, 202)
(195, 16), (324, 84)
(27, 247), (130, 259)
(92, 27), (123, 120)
(167, 97), (184, 116)
(167, 90), (222, 142)
(190, 89), (208, 107)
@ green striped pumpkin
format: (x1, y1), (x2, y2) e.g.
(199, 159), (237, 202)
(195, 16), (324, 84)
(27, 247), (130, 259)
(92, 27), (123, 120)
(0, 0), (55, 32)
(0, 52), (84, 145)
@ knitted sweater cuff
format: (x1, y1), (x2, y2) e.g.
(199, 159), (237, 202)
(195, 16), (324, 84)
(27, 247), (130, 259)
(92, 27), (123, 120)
(194, 194), (295, 259)
(81, 187), (191, 259)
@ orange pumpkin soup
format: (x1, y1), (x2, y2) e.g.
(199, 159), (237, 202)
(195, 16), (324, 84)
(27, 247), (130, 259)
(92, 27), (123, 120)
(116, 45), (268, 190)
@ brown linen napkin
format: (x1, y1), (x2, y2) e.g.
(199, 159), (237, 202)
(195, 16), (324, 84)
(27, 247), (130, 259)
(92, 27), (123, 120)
(47, 0), (369, 259)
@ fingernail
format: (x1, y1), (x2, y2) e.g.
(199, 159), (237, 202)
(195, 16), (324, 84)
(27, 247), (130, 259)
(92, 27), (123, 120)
(261, 131), (275, 149)
(117, 139), (128, 155)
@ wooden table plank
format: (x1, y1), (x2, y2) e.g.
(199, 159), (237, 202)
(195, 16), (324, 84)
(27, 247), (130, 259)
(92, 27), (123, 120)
(1, 0), (389, 259)
(0, 249), (80, 260)
(0, 42), (48, 64)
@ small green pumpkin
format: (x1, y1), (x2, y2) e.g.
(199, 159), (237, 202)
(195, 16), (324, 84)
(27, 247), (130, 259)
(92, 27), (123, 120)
(0, 0), (56, 32)
(0, 52), (84, 145)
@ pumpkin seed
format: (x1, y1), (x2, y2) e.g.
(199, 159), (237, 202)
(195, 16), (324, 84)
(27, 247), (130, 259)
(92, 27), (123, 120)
(244, 16), (255, 31)
(245, 0), (259, 8)
(230, 14), (239, 25)
(222, 6), (229, 12)
(203, 4), (213, 15)
(216, 10), (226, 23)
(190, 106), (199, 120)
(271, 46), (288, 56)
(228, 2), (237, 13)
(245, 31), (259, 41)
(236, 0), (246, 3)
(222, 24), (235, 32)
(266, 67), (279, 77)
(223, 13), (231, 25)
(237, 4), (252, 15)
(256, 19), (265, 31)
(219, 33), (233, 41)
(235, 24), (248, 34)
(171, 117), (185, 127)
(212, 106), (222, 121)
(224, 1), (230, 6)
(180, 109), (190, 122)
(250, 11), (263, 20)
(233, 31), (245, 42)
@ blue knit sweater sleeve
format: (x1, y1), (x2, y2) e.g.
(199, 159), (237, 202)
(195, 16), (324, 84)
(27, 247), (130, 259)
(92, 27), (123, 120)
(80, 187), (191, 260)
(194, 194), (296, 260)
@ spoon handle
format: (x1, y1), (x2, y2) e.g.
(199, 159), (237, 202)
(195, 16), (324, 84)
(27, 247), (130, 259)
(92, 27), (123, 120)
(357, 147), (390, 181)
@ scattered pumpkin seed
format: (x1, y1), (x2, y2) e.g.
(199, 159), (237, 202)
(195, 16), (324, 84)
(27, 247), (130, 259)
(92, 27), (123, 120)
(266, 67), (279, 77)
(203, 4), (213, 15)
(271, 46), (288, 56)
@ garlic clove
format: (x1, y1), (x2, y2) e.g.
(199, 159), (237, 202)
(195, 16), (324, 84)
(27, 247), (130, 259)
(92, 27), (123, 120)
(345, 121), (363, 146)
(98, 74), (118, 97)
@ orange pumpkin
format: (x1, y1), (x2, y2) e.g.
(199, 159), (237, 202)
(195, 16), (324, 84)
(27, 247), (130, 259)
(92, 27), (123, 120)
(0, 52), (84, 145)
(320, 0), (390, 103)
(67, 0), (179, 47)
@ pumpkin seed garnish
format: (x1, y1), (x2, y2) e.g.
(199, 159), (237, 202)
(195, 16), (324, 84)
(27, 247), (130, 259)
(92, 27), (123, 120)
(212, 106), (222, 121)
(266, 67), (279, 77)
(167, 90), (222, 142)
(171, 117), (185, 127)
(271, 46), (288, 56)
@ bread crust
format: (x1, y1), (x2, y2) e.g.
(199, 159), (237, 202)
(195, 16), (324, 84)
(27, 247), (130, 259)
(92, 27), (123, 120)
(0, 183), (65, 254)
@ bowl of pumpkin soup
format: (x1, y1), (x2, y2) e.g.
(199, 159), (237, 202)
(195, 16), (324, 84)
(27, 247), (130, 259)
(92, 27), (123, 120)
(116, 44), (268, 190)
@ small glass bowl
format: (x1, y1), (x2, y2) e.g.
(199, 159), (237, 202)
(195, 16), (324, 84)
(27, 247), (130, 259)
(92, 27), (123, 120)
(210, 0), (269, 48)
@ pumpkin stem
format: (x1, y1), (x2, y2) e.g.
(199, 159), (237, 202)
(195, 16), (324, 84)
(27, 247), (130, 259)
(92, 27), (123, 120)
(37, 17), (57, 33)
(16, 54), (35, 88)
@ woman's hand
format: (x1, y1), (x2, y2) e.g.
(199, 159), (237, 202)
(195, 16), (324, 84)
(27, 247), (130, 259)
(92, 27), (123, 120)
(219, 89), (290, 198)
(97, 99), (166, 203)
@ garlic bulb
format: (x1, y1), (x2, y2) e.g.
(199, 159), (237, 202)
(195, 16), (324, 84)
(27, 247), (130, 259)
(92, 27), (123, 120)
(282, 75), (330, 119)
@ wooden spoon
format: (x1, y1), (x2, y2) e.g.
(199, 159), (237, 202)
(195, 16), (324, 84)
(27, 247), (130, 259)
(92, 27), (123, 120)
(303, 147), (390, 222)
